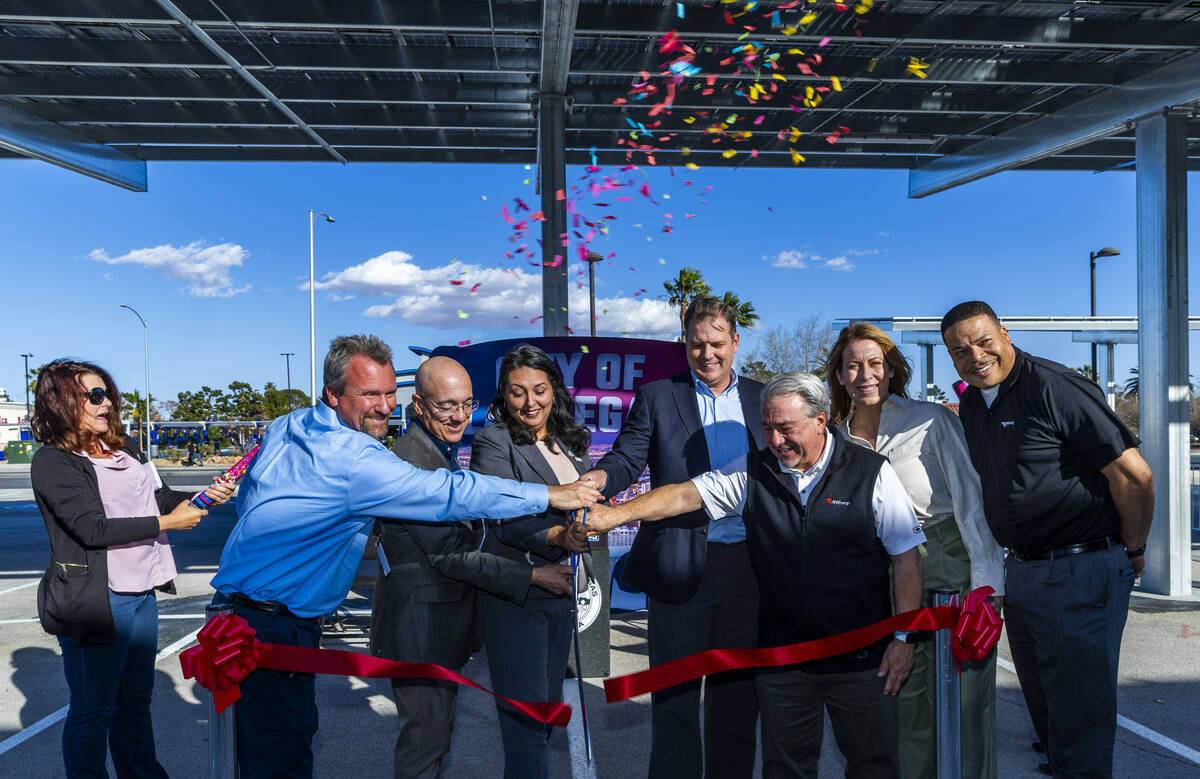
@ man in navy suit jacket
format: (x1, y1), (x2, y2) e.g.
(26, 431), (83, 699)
(583, 297), (764, 778)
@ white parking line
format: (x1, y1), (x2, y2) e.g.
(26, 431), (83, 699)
(0, 627), (201, 757)
(996, 657), (1200, 766)
(0, 581), (37, 596)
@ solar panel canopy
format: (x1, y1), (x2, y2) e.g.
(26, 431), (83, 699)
(1, 0), (1198, 178)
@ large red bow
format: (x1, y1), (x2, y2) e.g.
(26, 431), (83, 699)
(179, 614), (261, 713)
(950, 585), (1003, 669)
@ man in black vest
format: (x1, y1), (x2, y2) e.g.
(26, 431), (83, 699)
(371, 356), (573, 779)
(941, 301), (1153, 778)
(583, 372), (925, 778)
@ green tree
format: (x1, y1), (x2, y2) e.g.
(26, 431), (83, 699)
(741, 315), (835, 379)
(174, 386), (227, 421)
(263, 382), (310, 419)
(740, 359), (773, 383)
(663, 267), (711, 340)
(224, 381), (266, 420)
(1124, 367), (1139, 397)
(720, 291), (759, 330)
(27, 363), (45, 395)
(120, 390), (161, 426)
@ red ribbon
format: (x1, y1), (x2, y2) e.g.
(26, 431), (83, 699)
(604, 587), (1001, 704)
(181, 614), (571, 726)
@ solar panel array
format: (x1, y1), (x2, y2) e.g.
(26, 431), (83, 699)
(1, 0), (1197, 170)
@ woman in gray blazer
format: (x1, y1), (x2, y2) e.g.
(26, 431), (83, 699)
(470, 344), (592, 779)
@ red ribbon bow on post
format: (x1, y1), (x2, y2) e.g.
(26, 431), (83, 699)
(950, 585), (1002, 670)
(179, 614), (261, 713)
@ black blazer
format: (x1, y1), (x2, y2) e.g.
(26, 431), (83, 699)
(469, 422), (591, 599)
(370, 423), (531, 668)
(31, 439), (190, 645)
(594, 370), (764, 603)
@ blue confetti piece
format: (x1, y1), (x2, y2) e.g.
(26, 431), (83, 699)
(771, 11), (781, 26)
(590, 146), (597, 166)
(677, 2), (685, 18)
(625, 117), (639, 128)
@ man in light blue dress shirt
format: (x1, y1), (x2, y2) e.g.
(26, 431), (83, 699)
(210, 335), (600, 778)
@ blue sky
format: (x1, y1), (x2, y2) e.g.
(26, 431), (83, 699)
(1, 157), (1196, 410)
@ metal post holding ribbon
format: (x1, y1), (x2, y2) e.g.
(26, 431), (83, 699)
(932, 588), (962, 779)
(203, 603), (238, 779)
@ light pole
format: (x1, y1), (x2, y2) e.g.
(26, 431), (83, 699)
(20, 352), (32, 422)
(280, 352), (294, 393)
(119, 304), (151, 455)
(585, 251), (603, 337)
(1089, 246), (1121, 378)
(309, 210), (335, 406)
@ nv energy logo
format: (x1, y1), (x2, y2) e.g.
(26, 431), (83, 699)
(825, 497), (851, 506)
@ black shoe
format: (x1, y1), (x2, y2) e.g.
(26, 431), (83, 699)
(1036, 762), (1053, 776)
(1032, 741), (1046, 754)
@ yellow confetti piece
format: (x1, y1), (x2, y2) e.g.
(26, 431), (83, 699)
(781, 26), (797, 35)
(480, 195), (487, 200)
(772, 72), (787, 82)
(684, 116), (696, 124)
(790, 147), (805, 165)
(681, 146), (692, 155)
(854, 0), (873, 14)
(800, 11), (818, 25)
(722, 148), (737, 158)
(457, 310), (469, 318)
(663, 193), (671, 198)
(581, 346), (589, 354)
(524, 164), (533, 170)
(868, 58), (879, 73)
(831, 76), (842, 92)
(685, 162), (700, 170)
(658, 258), (666, 264)
(906, 57), (930, 79)
(787, 48), (804, 55)
(523, 178), (532, 185)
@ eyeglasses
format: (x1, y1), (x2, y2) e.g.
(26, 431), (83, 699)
(81, 387), (112, 405)
(422, 398), (479, 420)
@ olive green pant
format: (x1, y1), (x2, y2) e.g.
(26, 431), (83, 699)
(897, 518), (998, 779)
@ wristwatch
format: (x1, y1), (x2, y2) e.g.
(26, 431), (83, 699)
(1126, 545), (1146, 558)
(893, 631), (919, 644)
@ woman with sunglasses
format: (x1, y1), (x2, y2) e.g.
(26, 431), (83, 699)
(30, 359), (234, 778)
(469, 344), (593, 779)
(824, 325), (1005, 779)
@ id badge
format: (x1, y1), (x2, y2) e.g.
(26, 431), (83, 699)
(377, 542), (391, 577)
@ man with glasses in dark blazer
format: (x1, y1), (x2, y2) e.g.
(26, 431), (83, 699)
(370, 356), (573, 779)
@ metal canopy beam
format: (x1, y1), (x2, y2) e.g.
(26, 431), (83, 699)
(1136, 111), (1191, 598)
(908, 50), (1200, 197)
(0, 101), (145, 190)
(149, 0), (346, 163)
(0, 37), (1164, 90)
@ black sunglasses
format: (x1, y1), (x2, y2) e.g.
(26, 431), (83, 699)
(81, 387), (113, 405)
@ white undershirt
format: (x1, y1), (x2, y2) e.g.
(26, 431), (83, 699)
(981, 386), (999, 408)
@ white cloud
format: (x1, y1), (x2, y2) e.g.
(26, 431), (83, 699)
(88, 241), (250, 297)
(314, 250), (678, 338)
(844, 248), (882, 256)
(771, 249), (855, 272)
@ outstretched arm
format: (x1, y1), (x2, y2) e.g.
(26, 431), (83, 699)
(578, 481), (705, 534)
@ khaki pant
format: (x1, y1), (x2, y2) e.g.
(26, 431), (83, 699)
(897, 518), (998, 779)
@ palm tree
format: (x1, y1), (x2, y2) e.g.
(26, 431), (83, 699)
(663, 267), (711, 339)
(721, 291), (759, 330)
(1124, 367), (1139, 398)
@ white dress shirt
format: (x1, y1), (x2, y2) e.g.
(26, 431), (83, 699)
(691, 430), (925, 556)
(841, 394), (1005, 594)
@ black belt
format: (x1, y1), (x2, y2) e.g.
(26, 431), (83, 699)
(712, 540), (746, 548)
(228, 592), (320, 623)
(1009, 537), (1119, 563)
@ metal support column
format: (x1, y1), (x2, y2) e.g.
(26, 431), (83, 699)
(1135, 110), (1190, 597)
(1099, 343), (1118, 410)
(900, 332), (944, 402)
(204, 604), (238, 778)
(932, 588), (961, 779)
(538, 93), (569, 337)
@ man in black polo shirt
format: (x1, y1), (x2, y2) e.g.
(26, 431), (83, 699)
(940, 300), (1153, 778)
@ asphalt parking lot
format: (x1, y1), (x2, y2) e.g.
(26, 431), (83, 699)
(1, 465), (1198, 777)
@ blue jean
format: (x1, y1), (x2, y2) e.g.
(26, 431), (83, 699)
(58, 591), (167, 779)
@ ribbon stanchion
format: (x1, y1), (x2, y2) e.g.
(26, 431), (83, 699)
(604, 586), (999, 704)
(181, 614), (572, 727)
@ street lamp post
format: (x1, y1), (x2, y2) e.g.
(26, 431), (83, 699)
(20, 352), (32, 423)
(119, 305), (151, 456)
(280, 352), (294, 393)
(1089, 246), (1121, 378)
(585, 251), (603, 337)
(309, 210), (335, 406)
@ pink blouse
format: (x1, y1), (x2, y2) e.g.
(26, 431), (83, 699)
(83, 449), (177, 592)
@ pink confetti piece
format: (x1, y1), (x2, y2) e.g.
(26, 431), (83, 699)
(457, 340), (472, 346)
